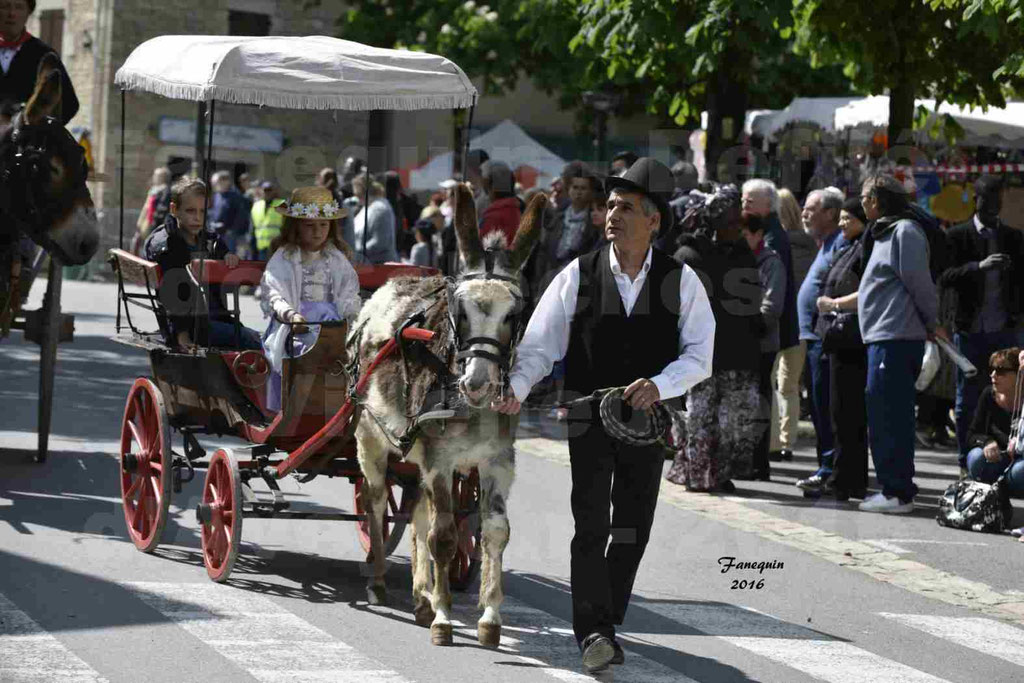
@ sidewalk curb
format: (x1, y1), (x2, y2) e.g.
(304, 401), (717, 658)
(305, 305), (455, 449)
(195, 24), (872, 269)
(517, 436), (1024, 628)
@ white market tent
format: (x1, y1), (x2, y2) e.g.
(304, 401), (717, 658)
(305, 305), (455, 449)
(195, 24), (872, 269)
(114, 35), (478, 110)
(833, 95), (1024, 148)
(760, 97), (862, 138)
(407, 119), (567, 190)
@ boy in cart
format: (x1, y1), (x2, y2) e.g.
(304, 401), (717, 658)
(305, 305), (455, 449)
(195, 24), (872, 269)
(144, 176), (261, 351)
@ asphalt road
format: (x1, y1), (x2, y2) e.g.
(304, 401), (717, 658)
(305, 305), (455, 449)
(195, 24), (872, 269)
(1, 278), (1023, 683)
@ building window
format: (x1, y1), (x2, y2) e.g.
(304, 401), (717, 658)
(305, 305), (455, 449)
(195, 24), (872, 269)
(228, 10), (271, 37)
(39, 10), (65, 55)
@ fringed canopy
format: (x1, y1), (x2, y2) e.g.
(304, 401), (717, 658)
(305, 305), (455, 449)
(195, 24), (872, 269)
(114, 35), (477, 111)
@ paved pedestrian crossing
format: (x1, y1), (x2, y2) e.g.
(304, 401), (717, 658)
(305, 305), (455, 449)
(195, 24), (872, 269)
(0, 593), (108, 683)
(1, 584), (1022, 682)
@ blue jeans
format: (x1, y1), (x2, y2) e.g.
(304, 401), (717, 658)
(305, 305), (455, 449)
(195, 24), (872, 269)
(954, 329), (1024, 467)
(966, 447), (1024, 497)
(866, 340), (924, 502)
(208, 319), (261, 350)
(805, 339), (834, 474)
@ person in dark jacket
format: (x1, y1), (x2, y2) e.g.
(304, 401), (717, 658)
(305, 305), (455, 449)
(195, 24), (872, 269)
(144, 177), (260, 351)
(965, 347), (1024, 499)
(209, 170), (251, 254)
(0, 0), (78, 124)
(809, 197), (870, 500)
(530, 161), (603, 300)
(938, 175), (1024, 471)
(668, 185), (762, 492)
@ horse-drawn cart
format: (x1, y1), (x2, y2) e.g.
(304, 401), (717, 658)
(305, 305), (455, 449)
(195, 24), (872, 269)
(111, 35), (482, 585)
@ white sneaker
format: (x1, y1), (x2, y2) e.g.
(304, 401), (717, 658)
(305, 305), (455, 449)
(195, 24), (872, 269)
(859, 494), (914, 514)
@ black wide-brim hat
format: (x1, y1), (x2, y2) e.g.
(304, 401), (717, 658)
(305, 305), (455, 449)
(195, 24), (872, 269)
(604, 157), (675, 232)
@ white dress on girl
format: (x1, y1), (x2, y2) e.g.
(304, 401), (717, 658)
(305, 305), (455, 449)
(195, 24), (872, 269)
(259, 243), (361, 411)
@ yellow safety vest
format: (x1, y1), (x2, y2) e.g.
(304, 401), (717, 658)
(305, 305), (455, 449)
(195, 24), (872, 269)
(252, 199), (285, 250)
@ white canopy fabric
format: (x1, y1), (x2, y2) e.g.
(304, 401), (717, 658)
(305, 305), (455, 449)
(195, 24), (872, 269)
(407, 119), (566, 190)
(114, 35), (477, 111)
(761, 97), (861, 138)
(834, 95), (1024, 147)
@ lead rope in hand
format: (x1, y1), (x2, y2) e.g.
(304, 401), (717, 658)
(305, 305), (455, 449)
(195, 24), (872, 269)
(533, 386), (675, 449)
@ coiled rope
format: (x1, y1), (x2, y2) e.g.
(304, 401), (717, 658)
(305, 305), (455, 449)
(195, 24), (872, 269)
(547, 386), (676, 449)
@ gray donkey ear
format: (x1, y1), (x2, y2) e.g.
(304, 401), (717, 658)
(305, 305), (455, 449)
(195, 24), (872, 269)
(508, 192), (547, 272)
(454, 183), (484, 270)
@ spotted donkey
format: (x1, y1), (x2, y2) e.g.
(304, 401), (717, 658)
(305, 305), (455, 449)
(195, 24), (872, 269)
(353, 184), (544, 647)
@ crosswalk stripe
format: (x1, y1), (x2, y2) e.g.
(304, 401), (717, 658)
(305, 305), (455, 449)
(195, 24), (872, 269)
(0, 592), (109, 683)
(123, 582), (410, 683)
(879, 613), (1024, 668)
(634, 602), (951, 683)
(436, 591), (697, 682)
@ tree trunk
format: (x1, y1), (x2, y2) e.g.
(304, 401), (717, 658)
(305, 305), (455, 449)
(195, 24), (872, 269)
(888, 78), (916, 154)
(705, 63), (749, 183)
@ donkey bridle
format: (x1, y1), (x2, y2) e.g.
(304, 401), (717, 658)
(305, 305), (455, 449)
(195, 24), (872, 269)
(0, 114), (89, 247)
(445, 250), (526, 395)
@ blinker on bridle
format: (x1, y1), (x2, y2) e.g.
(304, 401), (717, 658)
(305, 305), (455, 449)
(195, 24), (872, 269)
(1, 114), (88, 240)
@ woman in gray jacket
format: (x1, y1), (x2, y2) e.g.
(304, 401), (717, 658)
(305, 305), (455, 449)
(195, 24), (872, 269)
(741, 211), (786, 480)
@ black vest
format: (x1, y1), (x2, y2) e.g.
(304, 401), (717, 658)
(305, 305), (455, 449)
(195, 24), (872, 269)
(565, 245), (681, 396)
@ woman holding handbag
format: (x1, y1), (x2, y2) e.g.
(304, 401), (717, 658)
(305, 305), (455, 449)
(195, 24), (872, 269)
(811, 197), (870, 501)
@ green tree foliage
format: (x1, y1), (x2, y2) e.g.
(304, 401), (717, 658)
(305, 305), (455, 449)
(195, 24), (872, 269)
(572, 0), (853, 178)
(792, 0), (1024, 148)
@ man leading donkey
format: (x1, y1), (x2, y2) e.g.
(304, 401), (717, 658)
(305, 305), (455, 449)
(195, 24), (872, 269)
(492, 158), (715, 673)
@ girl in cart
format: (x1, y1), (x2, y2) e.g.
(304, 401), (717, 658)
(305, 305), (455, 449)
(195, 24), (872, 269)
(260, 186), (362, 411)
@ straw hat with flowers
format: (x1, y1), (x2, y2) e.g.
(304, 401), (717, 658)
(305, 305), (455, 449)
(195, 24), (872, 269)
(275, 186), (347, 220)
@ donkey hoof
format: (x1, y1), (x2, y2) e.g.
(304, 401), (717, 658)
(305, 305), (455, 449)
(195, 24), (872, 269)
(366, 585), (388, 606)
(477, 621), (501, 648)
(430, 622), (453, 646)
(413, 603), (436, 627)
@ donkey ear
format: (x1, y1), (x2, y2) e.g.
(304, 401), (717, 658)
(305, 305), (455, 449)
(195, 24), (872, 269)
(454, 182), (484, 270)
(24, 53), (62, 125)
(508, 192), (547, 272)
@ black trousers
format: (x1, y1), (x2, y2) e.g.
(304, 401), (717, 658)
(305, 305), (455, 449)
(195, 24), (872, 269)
(826, 348), (869, 493)
(568, 420), (663, 645)
(753, 351), (776, 474)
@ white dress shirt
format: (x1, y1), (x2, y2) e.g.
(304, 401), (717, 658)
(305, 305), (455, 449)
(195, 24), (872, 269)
(0, 45), (22, 74)
(509, 245), (715, 403)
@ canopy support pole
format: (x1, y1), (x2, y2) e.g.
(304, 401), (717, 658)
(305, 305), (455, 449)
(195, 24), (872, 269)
(191, 99), (216, 352)
(118, 90), (125, 250)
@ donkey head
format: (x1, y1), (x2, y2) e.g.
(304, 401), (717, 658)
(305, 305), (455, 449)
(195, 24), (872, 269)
(449, 183), (545, 408)
(0, 53), (99, 265)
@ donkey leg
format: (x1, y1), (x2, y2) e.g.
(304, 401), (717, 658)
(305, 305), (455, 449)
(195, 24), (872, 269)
(410, 493), (435, 627)
(356, 438), (391, 606)
(476, 458), (514, 648)
(425, 468), (458, 646)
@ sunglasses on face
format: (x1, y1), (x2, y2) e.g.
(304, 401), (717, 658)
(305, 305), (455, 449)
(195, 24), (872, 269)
(990, 366), (1017, 375)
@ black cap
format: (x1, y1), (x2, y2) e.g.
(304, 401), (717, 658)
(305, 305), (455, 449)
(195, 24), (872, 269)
(604, 157), (674, 231)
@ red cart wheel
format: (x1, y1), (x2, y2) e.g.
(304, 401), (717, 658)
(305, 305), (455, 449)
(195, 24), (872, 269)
(119, 378), (172, 553)
(198, 449), (243, 583)
(450, 469), (481, 592)
(355, 478), (413, 557)
(231, 350), (270, 389)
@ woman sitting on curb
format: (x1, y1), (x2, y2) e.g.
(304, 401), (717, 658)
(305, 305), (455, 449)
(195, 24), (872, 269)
(965, 347), (1024, 539)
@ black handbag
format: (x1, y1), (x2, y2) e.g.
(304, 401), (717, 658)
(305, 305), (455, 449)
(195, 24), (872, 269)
(936, 472), (1013, 533)
(818, 311), (863, 353)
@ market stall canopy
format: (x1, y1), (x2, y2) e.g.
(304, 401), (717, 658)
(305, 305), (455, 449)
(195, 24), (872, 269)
(834, 95), (1024, 148)
(699, 109), (779, 137)
(405, 119), (566, 190)
(761, 97), (861, 138)
(114, 35), (478, 110)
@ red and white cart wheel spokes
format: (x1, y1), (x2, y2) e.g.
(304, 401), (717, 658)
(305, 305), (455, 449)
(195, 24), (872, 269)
(354, 477), (413, 558)
(119, 377), (172, 553)
(198, 449), (243, 583)
(450, 469), (481, 592)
